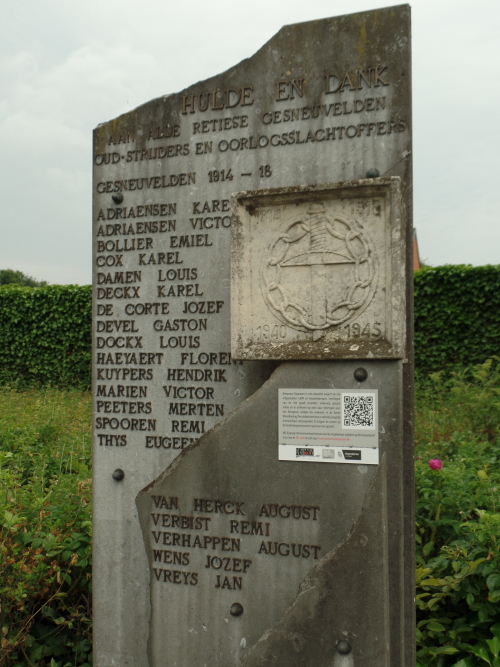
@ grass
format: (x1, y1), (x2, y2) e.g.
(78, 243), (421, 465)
(0, 358), (499, 666)
(0, 388), (91, 484)
(0, 388), (92, 667)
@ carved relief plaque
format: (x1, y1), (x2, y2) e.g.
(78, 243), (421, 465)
(231, 178), (405, 360)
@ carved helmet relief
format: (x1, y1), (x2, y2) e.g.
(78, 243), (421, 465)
(261, 202), (378, 341)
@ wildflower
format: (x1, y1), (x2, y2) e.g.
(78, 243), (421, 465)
(428, 459), (443, 470)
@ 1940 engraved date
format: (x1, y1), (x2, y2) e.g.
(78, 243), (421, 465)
(255, 324), (287, 341)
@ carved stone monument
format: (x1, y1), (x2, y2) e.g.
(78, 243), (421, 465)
(93, 6), (413, 667)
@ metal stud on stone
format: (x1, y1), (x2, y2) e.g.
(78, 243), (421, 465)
(336, 640), (352, 654)
(112, 469), (125, 481)
(366, 168), (380, 178)
(354, 368), (368, 382)
(230, 603), (244, 617)
(112, 192), (124, 204)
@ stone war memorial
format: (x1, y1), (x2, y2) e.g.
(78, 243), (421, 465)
(92, 6), (414, 666)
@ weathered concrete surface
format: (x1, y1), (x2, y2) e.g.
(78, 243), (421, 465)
(137, 360), (405, 666)
(93, 5), (413, 666)
(243, 455), (388, 666)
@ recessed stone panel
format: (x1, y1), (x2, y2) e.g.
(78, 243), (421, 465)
(137, 360), (400, 667)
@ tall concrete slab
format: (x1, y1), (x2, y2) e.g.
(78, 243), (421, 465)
(93, 6), (413, 666)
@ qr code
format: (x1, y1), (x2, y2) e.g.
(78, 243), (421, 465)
(342, 394), (375, 429)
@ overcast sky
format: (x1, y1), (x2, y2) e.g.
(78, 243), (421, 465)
(0, 0), (498, 284)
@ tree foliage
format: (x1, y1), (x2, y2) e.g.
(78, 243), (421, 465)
(0, 269), (47, 287)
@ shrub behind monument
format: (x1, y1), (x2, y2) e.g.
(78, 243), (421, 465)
(415, 265), (500, 375)
(0, 285), (91, 389)
(0, 265), (498, 388)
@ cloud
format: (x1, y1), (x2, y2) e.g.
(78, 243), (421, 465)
(1, 0), (499, 283)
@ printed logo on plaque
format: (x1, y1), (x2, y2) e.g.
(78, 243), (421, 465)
(262, 202), (378, 341)
(231, 178), (406, 360)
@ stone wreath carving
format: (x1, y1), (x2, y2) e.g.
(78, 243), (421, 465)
(261, 203), (378, 339)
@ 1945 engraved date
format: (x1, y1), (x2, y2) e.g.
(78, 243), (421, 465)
(344, 322), (382, 339)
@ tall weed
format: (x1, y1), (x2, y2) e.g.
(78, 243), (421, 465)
(0, 389), (92, 667)
(416, 358), (500, 666)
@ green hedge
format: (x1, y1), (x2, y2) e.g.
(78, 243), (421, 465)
(0, 266), (498, 388)
(414, 265), (500, 376)
(0, 285), (91, 389)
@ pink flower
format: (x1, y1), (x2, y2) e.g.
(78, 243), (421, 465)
(429, 459), (443, 470)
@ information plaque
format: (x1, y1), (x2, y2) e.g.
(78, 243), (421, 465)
(278, 388), (379, 464)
